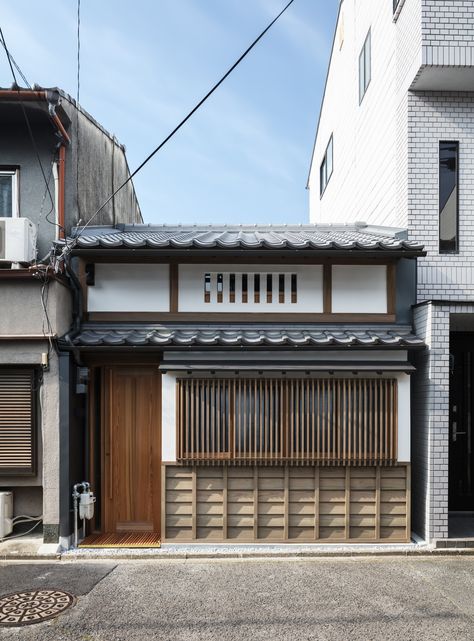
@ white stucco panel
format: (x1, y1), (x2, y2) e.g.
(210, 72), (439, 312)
(179, 264), (324, 312)
(88, 263), (169, 312)
(331, 265), (387, 313)
(397, 373), (410, 462)
(161, 373), (177, 462)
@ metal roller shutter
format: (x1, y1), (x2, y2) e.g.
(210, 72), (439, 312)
(0, 369), (35, 475)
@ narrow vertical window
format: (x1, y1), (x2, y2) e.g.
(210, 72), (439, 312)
(229, 273), (235, 303)
(439, 141), (459, 253)
(217, 273), (223, 303)
(0, 170), (18, 217)
(279, 274), (285, 304)
(204, 273), (211, 303)
(320, 135), (333, 197)
(359, 29), (371, 104)
(291, 274), (297, 303)
(254, 274), (260, 303)
(242, 274), (248, 303)
(266, 274), (273, 303)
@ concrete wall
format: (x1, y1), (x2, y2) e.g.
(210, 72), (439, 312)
(61, 94), (142, 233)
(0, 93), (142, 258)
(0, 279), (71, 336)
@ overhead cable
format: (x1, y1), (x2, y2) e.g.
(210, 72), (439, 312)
(71, 0), (296, 244)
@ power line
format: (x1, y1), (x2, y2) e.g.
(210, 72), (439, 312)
(0, 25), (61, 236)
(0, 30), (31, 88)
(77, 0), (81, 103)
(72, 0), (296, 243)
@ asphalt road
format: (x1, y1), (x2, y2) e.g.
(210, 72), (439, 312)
(1, 557), (474, 640)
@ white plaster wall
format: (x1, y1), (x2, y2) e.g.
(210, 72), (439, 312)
(88, 264), (169, 312)
(161, 372), (177, 462)
(397, 372), (411, 462)
(179, 264), (323, 313)
(309, 0), (422, 230)
(332, 265), (387, 313)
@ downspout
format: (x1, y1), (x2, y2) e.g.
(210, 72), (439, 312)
(57, 144), (66, 240)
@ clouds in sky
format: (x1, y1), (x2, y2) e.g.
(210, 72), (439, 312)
(0, 0), (338, 224)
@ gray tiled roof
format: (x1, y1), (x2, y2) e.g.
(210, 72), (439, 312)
(73, 325), (425, 348)
(69, 224), (424, 252)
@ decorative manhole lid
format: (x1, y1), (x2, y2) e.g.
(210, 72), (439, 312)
(0, 589), (76, 626)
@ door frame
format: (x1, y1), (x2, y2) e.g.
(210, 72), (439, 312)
(449, 333), (474, 511)
(86, 355), (162, 535)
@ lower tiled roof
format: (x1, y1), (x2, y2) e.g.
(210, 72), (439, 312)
(72, 325), (425, 348)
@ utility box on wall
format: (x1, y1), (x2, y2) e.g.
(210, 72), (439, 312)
(0, 218), (37, 263)
(0, 491), (13, 539)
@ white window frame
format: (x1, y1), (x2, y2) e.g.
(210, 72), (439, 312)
(0, 169), (19, 218)
(320, 135), (333, 197)
(359, 29), (371, 104)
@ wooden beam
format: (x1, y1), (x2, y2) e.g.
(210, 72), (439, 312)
(323, 264), (332, 313)
(169, 264), (179, 312)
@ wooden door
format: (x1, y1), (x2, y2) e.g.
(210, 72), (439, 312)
(103, 366), (161, 533)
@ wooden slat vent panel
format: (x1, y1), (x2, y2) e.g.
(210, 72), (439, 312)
(0, 369), (35, 475)
(177, 378), (397, 465)
(164, 464), (409, 543)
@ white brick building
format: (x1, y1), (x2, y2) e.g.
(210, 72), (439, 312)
(309, 0), (474, 543)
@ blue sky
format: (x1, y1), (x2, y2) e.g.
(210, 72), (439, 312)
(0, 0), (339, 225)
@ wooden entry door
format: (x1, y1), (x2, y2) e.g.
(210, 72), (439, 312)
(103, 366), (161, 534)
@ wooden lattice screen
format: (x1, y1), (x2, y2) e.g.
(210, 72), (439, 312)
(177, 378), (397, 465)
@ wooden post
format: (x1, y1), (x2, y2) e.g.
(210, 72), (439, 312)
(191, 467), (197, 540)
(345, 467), (351, 541)
(223, 466), (228, 540)
(375, 466), (381, 540)
(161, 464), (167, 542)
(314, 467), (320, 540)
(284, 466), (289, 540)
(253, 467), (259, 540)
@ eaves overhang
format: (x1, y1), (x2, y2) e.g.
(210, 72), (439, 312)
(67, 324), (426, 351)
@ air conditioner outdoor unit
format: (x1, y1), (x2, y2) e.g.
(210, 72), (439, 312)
(0, 491), (13, 539)
(0, 218), (37, 263)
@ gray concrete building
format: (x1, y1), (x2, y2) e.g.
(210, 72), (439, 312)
(0, 87), (141, 546)
(309, 0), (474, 543)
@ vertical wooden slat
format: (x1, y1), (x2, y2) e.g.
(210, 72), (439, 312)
(337, 379), (341, 463)
(269, 380), (273, 460)
(230, 379), (236, 461)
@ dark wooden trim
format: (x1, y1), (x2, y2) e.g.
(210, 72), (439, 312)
(77, 258), (88, 320)
(323, 264), (332, 313)
(387, 263), (396, 315)
(87, 312), (396, 323)
(76, 252), (422, 262)
(82, 353), (162, 366)
(169, 264), (179, 313)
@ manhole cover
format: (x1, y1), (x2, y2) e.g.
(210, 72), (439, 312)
(0, 589), (76, 626)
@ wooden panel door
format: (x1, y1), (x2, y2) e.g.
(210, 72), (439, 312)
(103, 366), (161, 533)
